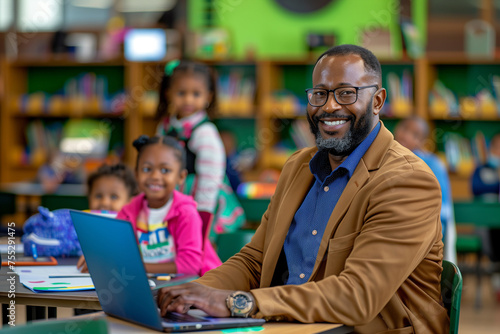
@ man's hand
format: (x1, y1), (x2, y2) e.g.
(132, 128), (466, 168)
(76, 255), (88, 273)
(157, 282), (233, 317)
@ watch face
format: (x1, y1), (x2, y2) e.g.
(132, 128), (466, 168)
(234, 294), (250, 309)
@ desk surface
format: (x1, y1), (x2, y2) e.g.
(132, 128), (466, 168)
(0, 258), (101, 310)
(79, 312), (352, 334)
(0, 182), (86, 197)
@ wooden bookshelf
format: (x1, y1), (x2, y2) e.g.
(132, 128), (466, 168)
(1, 55), (499, 200)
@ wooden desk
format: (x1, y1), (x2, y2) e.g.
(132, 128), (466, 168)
(0, 257), (99, 309)
(0, 258), (101, 325)
(0, 271), (100, 310)
(75, 312), (353, 334)
(0, 182), (87, 224)
(0, 183), (86, 197)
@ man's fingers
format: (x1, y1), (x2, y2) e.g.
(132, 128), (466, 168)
(158, 287), (191, 316)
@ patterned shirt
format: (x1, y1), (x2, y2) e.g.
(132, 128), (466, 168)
(136, 197), (176, 263)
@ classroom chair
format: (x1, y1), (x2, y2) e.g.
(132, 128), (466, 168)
(0, 318), (108, 333)
(216, 230), (256, 262)
(441, 260), (463, 334)
(453, 201), (500, 309)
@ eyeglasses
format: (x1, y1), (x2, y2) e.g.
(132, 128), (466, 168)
(305, 85), (379, 107)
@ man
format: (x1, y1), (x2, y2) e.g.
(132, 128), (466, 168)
(394, 116), (457, 264)
(471, 133), (500, 301)
(157, 45), (448, 333)
(472, 133), (500, 201)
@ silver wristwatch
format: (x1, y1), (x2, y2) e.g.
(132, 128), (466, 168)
(226, 291), (255, 318)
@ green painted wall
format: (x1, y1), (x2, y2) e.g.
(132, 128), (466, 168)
(189, 0), (427, 59)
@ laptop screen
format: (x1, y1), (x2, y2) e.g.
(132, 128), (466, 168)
(70, 210), (164, 331)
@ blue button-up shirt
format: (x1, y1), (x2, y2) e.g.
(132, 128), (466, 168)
(284, 123), (380, 285)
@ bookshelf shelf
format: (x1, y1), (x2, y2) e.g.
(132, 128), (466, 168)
(1, 54), (497, 199)
(0, 58), (130, 182)
(433, 116), (500, 121)
(10, 58), (124, 68)
(11, 112), (124, 118)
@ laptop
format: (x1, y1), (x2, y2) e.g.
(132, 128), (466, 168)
(70, 210), (265, 332)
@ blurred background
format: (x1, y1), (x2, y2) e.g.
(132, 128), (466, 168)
(0, 1), (500, 332)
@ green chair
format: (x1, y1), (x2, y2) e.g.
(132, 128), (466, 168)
(441, 260), (463, 334)
(216, 230), (256, 262)
(453, 201), (500, 309)
(1, 318), (108, 333)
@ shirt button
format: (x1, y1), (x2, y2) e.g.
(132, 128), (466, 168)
(312, 230), (318, 235)
(324, 186), (329, 192)
(299, 273), (305, 279)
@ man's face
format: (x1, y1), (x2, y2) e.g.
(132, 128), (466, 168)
(307, 54), (383, 156)
(394, 119), (426, 152)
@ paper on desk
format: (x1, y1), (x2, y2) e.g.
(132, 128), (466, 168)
(19, 276), (95, 292)
(13, 265), (89, 277)
(14, 265), (94, 292)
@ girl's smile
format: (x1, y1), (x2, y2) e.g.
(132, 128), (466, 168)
(136, 143), (187, 209)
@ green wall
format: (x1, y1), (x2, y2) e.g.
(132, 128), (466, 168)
(189, 0), (426, 59)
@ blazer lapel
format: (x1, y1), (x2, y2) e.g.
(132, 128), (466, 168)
(261, 161), (314, 287)
(309, 122), (394, 280)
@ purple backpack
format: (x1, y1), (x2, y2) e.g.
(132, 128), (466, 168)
(22, 206), (82, 257)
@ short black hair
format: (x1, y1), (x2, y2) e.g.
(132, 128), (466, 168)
(400, 115), (430, 138)
(155, 60), (218, 120)
(87, 163), (138, 199)
(316, 44), (382, 84)
(132, 135), (186, 170)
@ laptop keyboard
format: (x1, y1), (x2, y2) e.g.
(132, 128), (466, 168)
(163, 312), (210, 323)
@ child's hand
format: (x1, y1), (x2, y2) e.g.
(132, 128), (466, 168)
(77, 255), (89, 273)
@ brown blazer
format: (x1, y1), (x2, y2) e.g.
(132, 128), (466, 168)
(198, 122), (449, 333)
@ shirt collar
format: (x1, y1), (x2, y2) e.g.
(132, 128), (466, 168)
(169, 110), (207, 128)
(310, 122), (381, 182)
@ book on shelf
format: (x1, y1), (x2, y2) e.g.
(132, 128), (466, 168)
(444, 132), (475, 176)
(217, 68), (255, 116)
(16, 72), (125, 116)
(383, 70), (413, 118)
(430, 77), (500, 119)
(290, 119), (315, 149)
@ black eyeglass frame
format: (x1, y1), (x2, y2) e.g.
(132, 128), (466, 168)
(305, 84), (379, 107)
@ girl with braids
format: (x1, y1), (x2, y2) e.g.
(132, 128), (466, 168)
(117, 135), (221, 275)
(156, 60), (245, 241)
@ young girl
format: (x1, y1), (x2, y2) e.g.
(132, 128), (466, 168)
(117, 135), (222, 275)
(77, 162), (138, 273)
(87, 162), (138, 213)
(156, 60), (245, 240)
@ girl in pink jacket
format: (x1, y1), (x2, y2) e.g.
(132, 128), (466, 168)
(117, 135), (221, 276)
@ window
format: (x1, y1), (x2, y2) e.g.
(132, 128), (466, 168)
(18, 0), (63, 32)
(0, 0), (13, 31)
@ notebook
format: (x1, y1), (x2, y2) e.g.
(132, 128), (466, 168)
(70, 210), (265, 332)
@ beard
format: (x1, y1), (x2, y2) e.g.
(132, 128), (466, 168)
(307, 103), (374, 156)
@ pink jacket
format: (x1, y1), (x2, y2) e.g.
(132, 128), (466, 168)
(117, 190), (221, 275)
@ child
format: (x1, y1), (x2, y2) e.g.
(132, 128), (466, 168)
(156, 60), (245, 239)
(87, 162), (138, 213)
(77, 162), (138, 273)
(117, 135), (222, 275)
